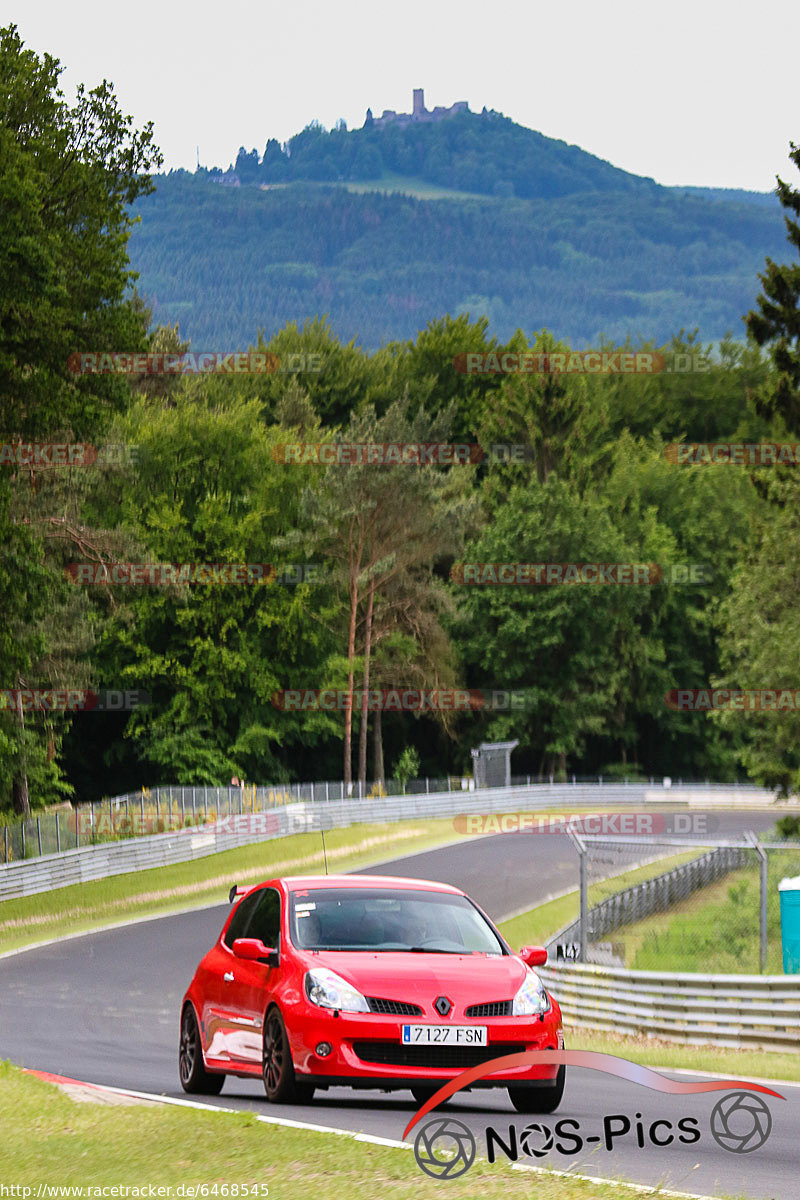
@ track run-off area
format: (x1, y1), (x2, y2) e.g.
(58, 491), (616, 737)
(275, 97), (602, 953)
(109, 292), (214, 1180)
(1, 810), (797, 1199)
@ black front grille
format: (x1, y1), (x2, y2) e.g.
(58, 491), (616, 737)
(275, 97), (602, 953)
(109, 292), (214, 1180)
(353, 1041), (525, 1069)
(465, 1000), (513, 1018)
(366, 997), (424, 1016)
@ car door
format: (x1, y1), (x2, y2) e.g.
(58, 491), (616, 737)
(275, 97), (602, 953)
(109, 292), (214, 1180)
(201, 889), (262, 1065)
(217, 886), (282, 1068)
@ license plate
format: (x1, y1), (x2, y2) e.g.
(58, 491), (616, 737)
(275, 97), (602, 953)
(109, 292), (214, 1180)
(401, 1024), (487, 1046)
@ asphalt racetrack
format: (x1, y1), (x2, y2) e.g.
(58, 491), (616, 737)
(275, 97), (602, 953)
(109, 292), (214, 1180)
(1, 811), (797, 1199)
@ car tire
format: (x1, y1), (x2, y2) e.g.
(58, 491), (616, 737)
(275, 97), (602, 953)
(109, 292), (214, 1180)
(411, 1085), (447, 1108)
(508, 1065), (566, 1114)
(262, 1007), (315, 1104)
(179, 1004), (225, 1095)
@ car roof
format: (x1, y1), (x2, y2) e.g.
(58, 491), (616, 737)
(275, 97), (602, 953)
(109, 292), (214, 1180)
(283, 874), (464, 895)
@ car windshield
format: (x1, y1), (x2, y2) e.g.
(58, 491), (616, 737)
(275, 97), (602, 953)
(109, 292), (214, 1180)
(289, 887), (505, 954)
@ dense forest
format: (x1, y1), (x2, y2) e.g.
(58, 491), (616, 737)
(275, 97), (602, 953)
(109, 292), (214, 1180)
(122, 86), (789, 355)
(4, 24), (800, 813)
(128, 173), (788, 350)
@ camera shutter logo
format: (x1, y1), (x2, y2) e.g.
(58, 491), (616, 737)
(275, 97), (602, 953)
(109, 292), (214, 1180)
(414, 1117), (476, 1179)
(520, 1122), (554, 1158)
(710, 1092), (772, 1153)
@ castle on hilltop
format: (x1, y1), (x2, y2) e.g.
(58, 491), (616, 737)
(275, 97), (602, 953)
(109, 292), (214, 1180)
(365, 89), (469, 130)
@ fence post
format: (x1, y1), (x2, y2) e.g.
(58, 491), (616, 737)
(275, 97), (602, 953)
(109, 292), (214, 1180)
(760, 853), (767, 971)
(21, 821), (26, 859)
(568, 830), (587, 962)
(3, 824), (7, 863)
(425, 777), (430, 794)
(56, 813), (61, 853)
(325, 781), (330, 803)
(746, 832), (768, 973)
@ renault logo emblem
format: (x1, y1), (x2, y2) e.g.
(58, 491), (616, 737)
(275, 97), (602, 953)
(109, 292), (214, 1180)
(434, 995), (452, 1017)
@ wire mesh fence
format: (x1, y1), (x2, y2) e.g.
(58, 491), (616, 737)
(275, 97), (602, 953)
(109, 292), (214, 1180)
(547, 834), (800, 974)
(0, 780), (429, 863)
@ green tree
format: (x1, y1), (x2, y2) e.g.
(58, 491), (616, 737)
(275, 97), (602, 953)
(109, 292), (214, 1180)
(746, 142), (800, 433)
(292, 395), (474, 788)
(0, 24), (160, 812)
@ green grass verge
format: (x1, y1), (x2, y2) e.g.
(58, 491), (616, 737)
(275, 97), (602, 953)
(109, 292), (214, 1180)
(613, 854), (800, 973)
(0, 819), (460, 956)
(561, 1025), (800, 1084)
(1, 1060), (694, 1199)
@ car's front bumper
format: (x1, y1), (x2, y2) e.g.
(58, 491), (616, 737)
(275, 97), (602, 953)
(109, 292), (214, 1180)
(290, 1006), (562, 1088)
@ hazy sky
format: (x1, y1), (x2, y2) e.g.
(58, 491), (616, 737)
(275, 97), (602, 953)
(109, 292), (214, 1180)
(8, 0), (800, 192)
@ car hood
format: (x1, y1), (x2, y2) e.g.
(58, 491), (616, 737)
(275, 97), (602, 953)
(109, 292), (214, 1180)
(303, 950), (531, 1002)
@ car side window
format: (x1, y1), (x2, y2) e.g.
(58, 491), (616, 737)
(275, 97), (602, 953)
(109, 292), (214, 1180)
(247, 887), (281, 949)
(223, 891), (261, 949)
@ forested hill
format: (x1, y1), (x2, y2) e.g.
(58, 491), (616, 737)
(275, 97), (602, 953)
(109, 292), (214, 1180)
(126, 110), (787, 349)
(228, 108), (657, 198)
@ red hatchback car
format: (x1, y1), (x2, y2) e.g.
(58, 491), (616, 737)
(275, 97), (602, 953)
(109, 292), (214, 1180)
(179, 873), (565, 1112)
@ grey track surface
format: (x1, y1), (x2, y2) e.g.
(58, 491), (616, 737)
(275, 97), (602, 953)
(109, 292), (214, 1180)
(1, 810), (796, 1199)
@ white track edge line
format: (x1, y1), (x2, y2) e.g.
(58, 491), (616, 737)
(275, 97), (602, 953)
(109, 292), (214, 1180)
(33, 1074), (412, 1148)
(29, 1073), (771, 1195)
(511, 1160), (719, 1199)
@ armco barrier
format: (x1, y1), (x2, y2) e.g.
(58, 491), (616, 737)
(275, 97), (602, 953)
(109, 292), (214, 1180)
(539, 961), (800, 1052)
(0, 782), (778, 903)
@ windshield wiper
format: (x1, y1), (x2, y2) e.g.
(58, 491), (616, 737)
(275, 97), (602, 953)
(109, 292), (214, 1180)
(407, 946), (463, 954)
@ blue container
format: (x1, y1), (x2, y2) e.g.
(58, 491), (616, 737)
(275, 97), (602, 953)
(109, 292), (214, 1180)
(779, 876), (800, 973)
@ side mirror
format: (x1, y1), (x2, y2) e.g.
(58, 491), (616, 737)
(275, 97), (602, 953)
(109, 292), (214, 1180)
(232, 938), (278, 965)
(520, 945), (547, 967)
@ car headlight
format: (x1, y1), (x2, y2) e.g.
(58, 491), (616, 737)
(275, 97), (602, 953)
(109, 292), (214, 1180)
(305, 967), (370, 1013)
(512, 969), (550, 1016)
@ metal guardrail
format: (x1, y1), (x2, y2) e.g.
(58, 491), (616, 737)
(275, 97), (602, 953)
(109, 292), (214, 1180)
(550, 845), (751, 953)
(1, 778), (783, 866)
(539, 961), (800, 1052)
(0, 782), (776, 901)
